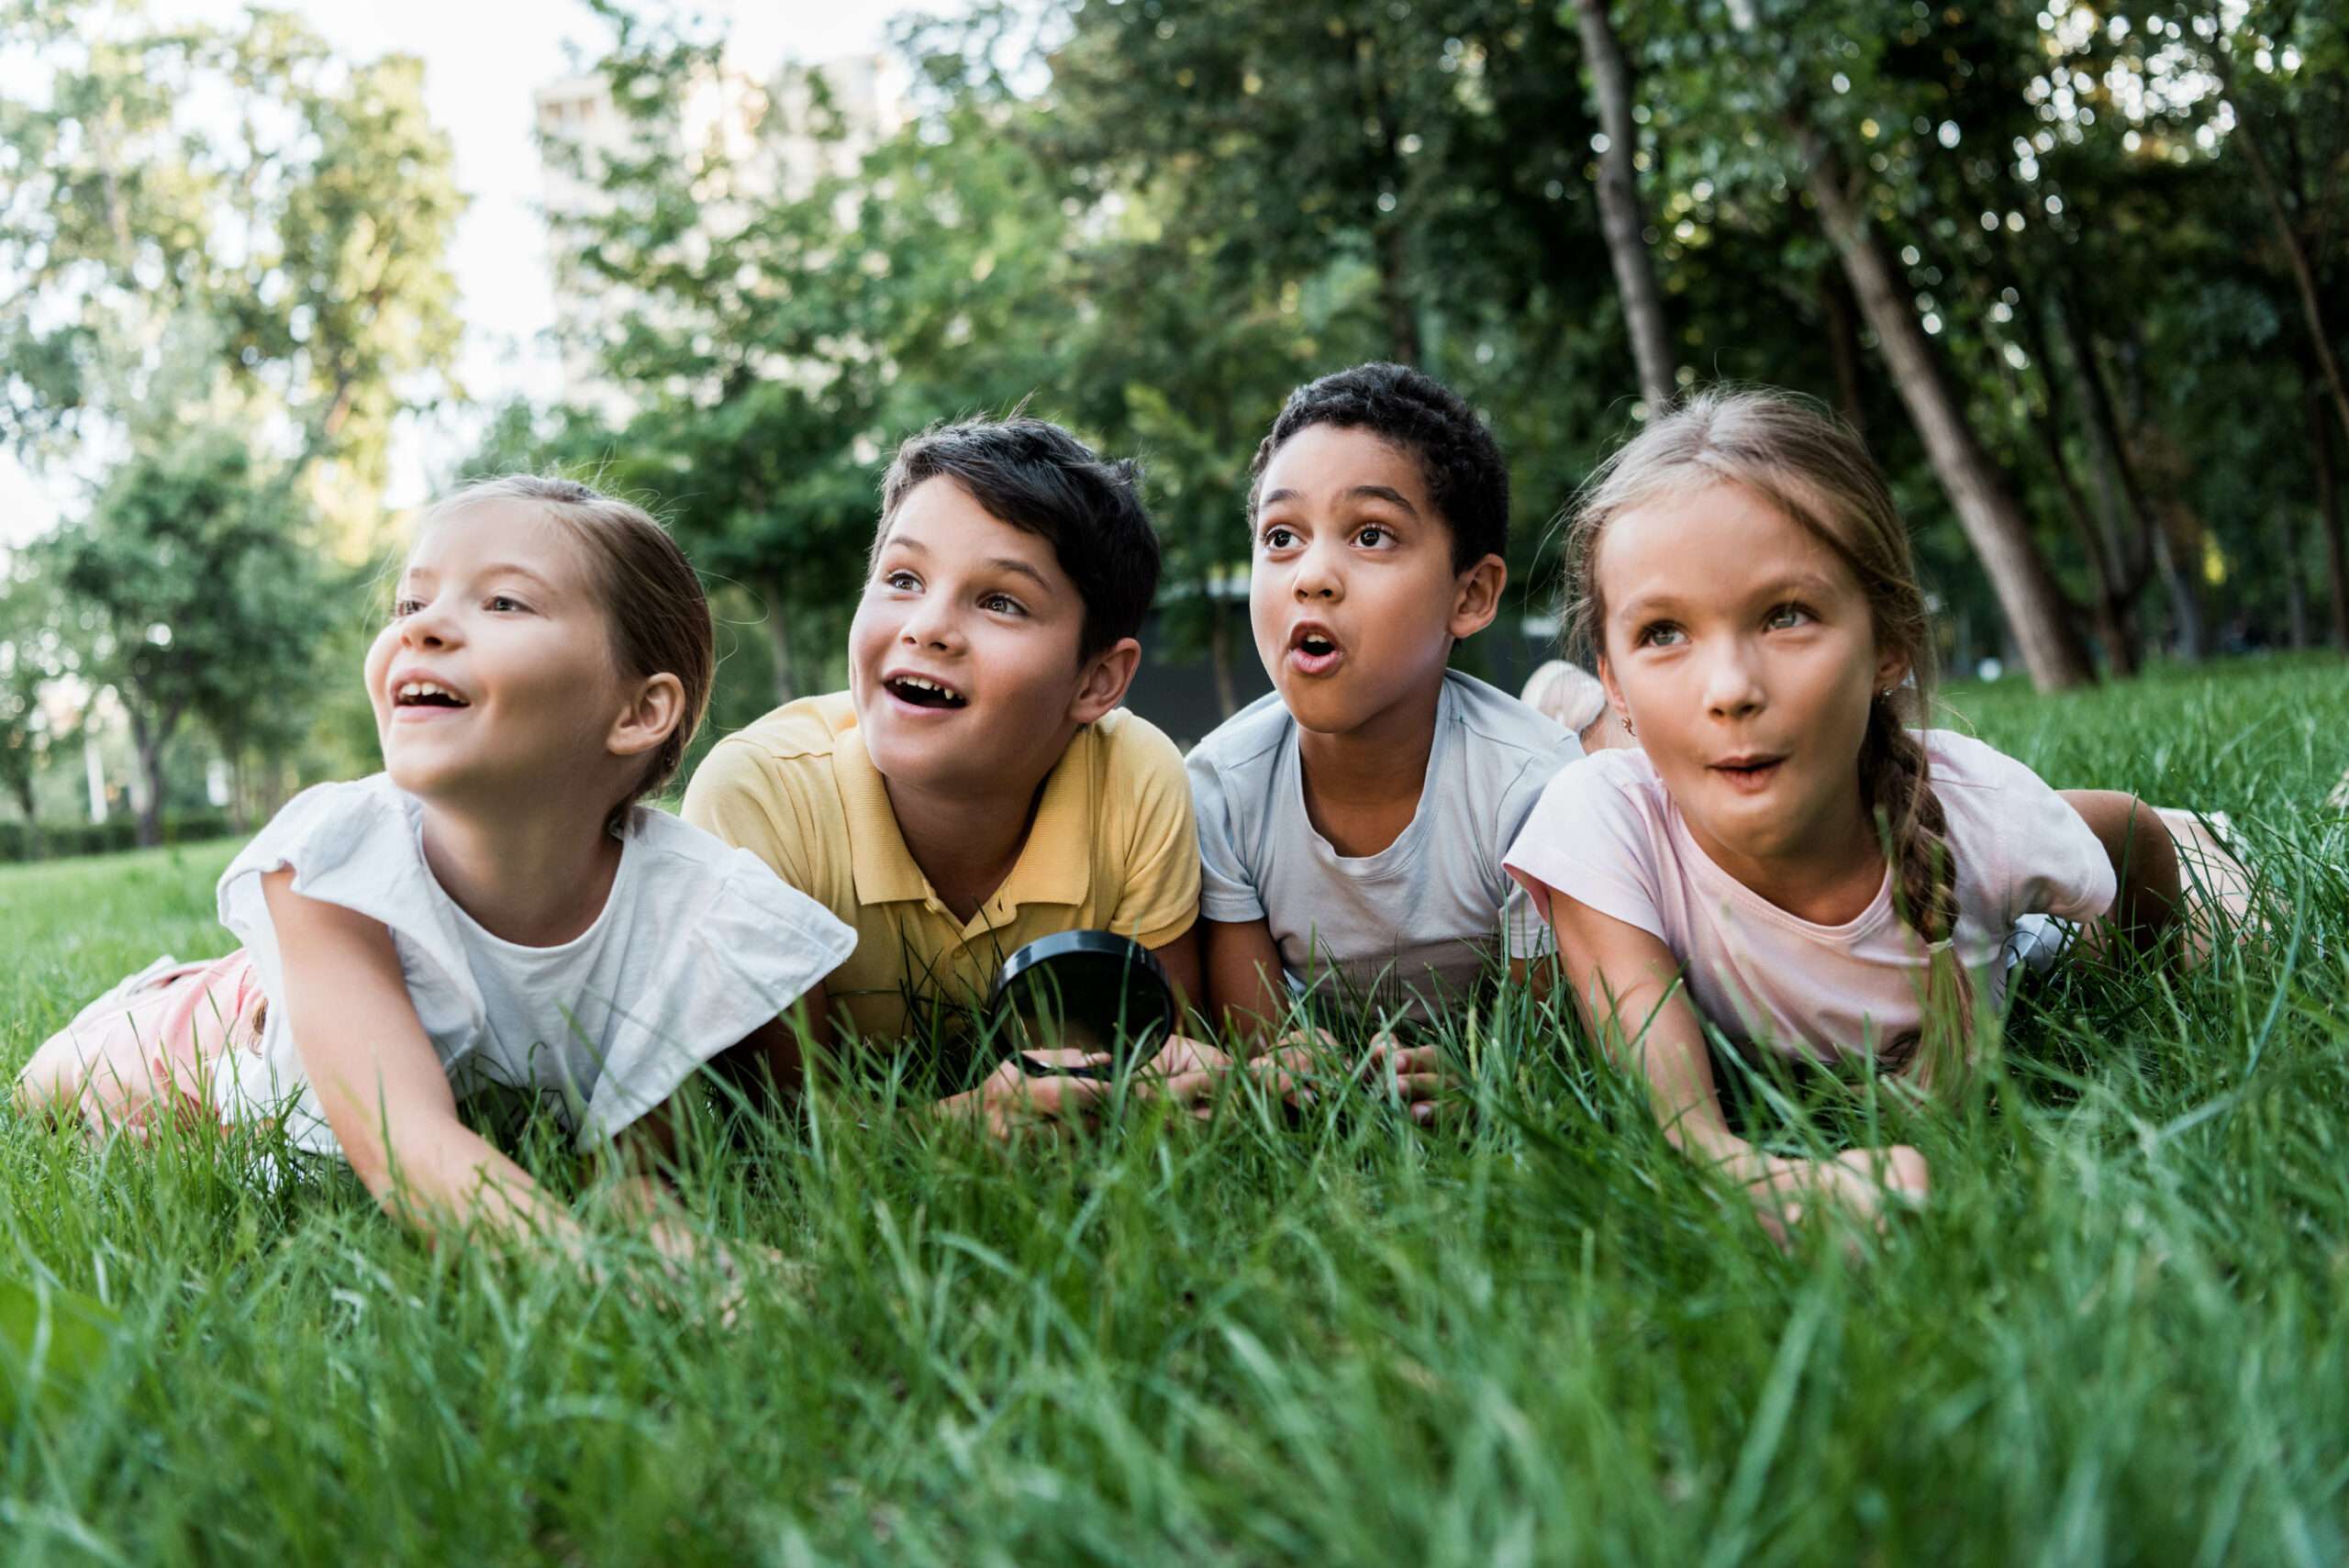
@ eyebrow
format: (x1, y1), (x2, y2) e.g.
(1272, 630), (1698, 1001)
(878, 535), (1053, 593)
(1258, 484), (1421, 517)
(403, 562), (562, 594)
(1614, 572), (1842, 623)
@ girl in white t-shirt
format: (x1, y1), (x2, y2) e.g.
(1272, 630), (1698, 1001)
(18, 476), (853, 1262)
(1504, 390), (2236, 1232)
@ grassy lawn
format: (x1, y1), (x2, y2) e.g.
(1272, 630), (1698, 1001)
(4, 659), (2347, 1564)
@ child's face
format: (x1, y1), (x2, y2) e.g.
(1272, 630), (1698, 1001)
(365, 504), (634, 810)
(1249, 424), (1500, 738)
(850, 477), (1124, 798)
(1595, 481), (1907, 868)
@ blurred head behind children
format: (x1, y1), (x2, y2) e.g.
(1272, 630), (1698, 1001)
(1564, 386), (1970, 1075)
(372, 473), (713, 838)
(853, 416), (1162, 800)
(1246, 361), (1510, 742)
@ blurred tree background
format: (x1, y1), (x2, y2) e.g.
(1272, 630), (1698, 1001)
(2, 0), (2342, 852)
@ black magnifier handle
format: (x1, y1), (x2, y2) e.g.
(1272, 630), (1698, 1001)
(1018, 1052), (1118, 1080)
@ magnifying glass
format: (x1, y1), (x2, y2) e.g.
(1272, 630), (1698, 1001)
(985, 930), (1177, 1080)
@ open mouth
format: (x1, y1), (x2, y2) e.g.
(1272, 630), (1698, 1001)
(1711, 755), (1784, 789)
(394, 680), (470, 711)
(886, 674), (968, 710)
(1287, 624), (1343, 674)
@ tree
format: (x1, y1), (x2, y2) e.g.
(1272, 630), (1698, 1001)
(41, 429), (333, 846)
(0, 2), (462, 516)
(1575, 0), (1676, 409)
(0, 562), (65, 850)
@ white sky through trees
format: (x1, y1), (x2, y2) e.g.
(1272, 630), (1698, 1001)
(2, 0), (953, 546)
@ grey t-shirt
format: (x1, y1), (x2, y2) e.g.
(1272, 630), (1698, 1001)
(1187, 670), (1585, 1022)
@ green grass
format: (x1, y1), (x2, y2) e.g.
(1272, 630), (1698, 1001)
(5, 659), (2347, 1564)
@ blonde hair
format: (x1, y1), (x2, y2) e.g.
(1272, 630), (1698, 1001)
(1521, 659), (1609, 735)
(1564, 388), (1971, 1085)
(422, 474), (714, 836)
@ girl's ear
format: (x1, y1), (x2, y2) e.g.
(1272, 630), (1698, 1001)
(1875, 645), (1914, 698)
(1598, 654), (1632, 731)
(1069, 636), (1141, 726)
(607, 673), (686, 762)
(1448, 553), (1508, 640)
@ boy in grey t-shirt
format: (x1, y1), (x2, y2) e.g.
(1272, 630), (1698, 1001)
(1190, 669), (1578, 1023)
(1188, 363), (1583, 1054)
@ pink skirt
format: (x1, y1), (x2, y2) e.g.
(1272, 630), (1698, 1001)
(17, 951), (270, 1138)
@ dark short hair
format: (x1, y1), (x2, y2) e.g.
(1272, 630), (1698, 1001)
(1247, 362), (1509, 573)
(875, 417), (1160, 661)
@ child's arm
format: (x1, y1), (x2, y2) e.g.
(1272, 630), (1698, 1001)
(1202, 916), (1290, 1051)
(262, 869), (581, 1245)
(1547, 888), (1928, 1229)
(2057, 790), (2186, 958)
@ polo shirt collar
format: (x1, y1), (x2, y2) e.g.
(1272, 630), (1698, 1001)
(834, 721), (1095, 913)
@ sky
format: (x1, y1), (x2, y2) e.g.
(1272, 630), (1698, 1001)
(2, 0), (948, 546)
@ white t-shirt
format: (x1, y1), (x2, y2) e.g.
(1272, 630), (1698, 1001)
(1503, 729), (2116, 1062)
(1189, 670), (1584, 1021)
(215, 775), (856, 1155)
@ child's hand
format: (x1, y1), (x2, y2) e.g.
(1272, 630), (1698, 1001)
(944, 1051), (1118, 1139)
(1746, 1144), (1930, 1246)
(1140, 1034), (1236, 1078)
(1364, 1034), (1449, 1125)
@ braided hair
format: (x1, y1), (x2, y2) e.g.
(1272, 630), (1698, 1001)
(1564, 388), (1972, 1085)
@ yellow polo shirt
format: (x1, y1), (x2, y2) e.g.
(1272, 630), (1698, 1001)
(679, 692), (1199, 1047)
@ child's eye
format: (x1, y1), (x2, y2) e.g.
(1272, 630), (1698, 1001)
(1258, 524), (1298, 550)
(390, 598), (423, 620)
(881, 569), (920, 591)
(485, 595), (529, 614)
(1764, 603), (1812, 631)
(1354, 524), (1392, 548)
(979, 592), (1025, 616)
(1637, 622), (1686, 649)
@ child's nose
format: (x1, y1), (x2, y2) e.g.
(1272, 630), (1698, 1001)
(1292, 542), (1343, 601)
(1701, 642), (1766, 717)
(899, 598), (962, 651)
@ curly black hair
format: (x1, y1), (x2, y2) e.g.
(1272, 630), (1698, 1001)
(876, 417), (1161, 662)
(1246, 362), (1509, 574)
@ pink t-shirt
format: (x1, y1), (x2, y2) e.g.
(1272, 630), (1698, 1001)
(1502, 729), (2117, 1062)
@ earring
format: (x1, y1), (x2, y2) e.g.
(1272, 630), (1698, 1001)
(1621, 714), (1636, 738)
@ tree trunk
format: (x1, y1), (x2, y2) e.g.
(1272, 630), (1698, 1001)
(1821, 269), (1866, 439)
(8, 778), (37, 860)
(1206, 578), (1239, 719)
(2226, 95), (2349, 454)
(1792, 118), (2094, 690)
(1375, 218), (1422, 368)
(1574, 0), (1675, 409)
(764, 582), (798, 704)
(2314, 385), (2349, 651)
(2052, 284), (2154, 600)
(126, 701), (167, 849)
(2016, 297), (2136, 674)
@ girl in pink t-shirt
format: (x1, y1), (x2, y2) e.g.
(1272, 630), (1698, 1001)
(1503, 389), (2230, 1233)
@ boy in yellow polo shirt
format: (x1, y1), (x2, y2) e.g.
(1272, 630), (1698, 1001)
(681, 417), (1201, 1126)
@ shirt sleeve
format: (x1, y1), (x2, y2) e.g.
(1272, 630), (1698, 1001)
(1494, 740), (1584, 962)
(1935, 732), (2118, 926)
(1500, 753), (1669, 944)
(1110, 722), (1203, 949)
(1185, 744), (1265, 925)
(680, 738), (816, 895)
(581, 843), (856, 1144)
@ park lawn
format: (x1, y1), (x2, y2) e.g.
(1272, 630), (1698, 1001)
(3, 660), (2347, 1565)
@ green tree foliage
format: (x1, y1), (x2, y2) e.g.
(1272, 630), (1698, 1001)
(511, 0), (2343, 732)
(38, 429), (334, 847)
(0, 0), (462, 838)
